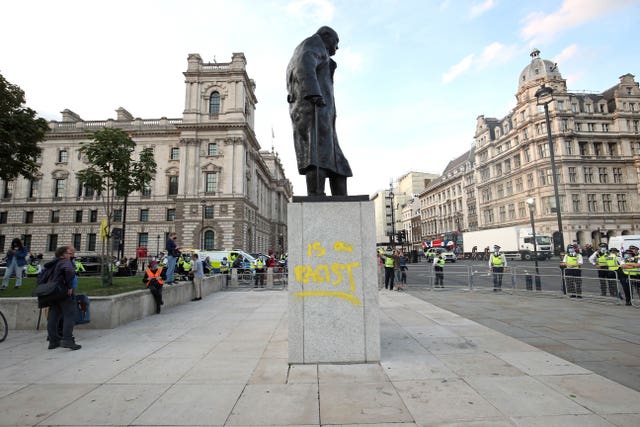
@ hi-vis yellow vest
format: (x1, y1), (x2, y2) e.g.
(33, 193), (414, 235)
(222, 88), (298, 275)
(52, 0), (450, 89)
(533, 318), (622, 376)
(490, 254), (504, 266)
(384, 256), (394, 268)
(566, 255), (580, 268)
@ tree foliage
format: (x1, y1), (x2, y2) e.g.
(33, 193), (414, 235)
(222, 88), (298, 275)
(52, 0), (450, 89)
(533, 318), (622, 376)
(77, 128), (156, 285)
(77, 127), (157, 224)
(0, 72), (49, 181)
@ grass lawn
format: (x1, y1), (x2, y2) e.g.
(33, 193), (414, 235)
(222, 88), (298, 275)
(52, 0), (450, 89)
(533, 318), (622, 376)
(0, 275), (146, 298)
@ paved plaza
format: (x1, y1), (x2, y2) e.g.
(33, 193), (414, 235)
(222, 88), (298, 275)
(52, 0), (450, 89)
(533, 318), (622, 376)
(0, 286), (639, 426)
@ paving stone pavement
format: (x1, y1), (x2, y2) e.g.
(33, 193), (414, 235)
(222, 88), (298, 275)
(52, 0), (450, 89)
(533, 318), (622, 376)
(406, 287), (640, 392)
(0, 288), (639, 426)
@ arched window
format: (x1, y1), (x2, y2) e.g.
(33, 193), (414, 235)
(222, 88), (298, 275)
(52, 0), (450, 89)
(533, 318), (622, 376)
(209, 91), (221, 115)
(204, 230), (215, 250)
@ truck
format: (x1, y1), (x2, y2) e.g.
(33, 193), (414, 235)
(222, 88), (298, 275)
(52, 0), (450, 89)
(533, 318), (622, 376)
(463, 226), (553, 261)
(607, 235), (640, 252)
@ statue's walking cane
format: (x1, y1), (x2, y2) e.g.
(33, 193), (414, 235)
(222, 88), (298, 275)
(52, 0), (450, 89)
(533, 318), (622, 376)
(312, 102), (321, 196)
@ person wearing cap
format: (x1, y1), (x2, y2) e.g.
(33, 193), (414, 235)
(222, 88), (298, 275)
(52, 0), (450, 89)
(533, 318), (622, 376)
(143, 260), (165, 313)
(620, 249), (637, 306)
(433, 251), (446, 288)
(560, 245), (583, 298)
(380, 249), (400, 290)
(606, 247), (626, 303)
(589, 243), (617, 297)
(489, 245), (507, 291)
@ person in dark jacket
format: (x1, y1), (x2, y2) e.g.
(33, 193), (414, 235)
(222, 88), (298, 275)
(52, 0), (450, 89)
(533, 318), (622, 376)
(46, 245), (81, 350)
(1, 238), (29, 289)
(287, 26), (352, 196)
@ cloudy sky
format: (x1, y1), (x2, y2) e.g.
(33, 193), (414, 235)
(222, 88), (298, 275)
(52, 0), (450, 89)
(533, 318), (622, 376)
(1, 0), (639, 196)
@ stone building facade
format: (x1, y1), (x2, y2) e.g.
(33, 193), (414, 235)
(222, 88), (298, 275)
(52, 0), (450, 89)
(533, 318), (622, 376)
(0, 53), (292, 258)
(419, 49), (640, 253)
(372, 171), (437, 247)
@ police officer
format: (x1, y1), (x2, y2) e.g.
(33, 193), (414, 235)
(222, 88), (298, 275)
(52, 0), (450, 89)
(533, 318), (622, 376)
(620, 249), (637, 306)
(433, 252), (445, 288)
(589, 243), (617, 297)
(627, 245), (640, 297)
(182, 255), (193, 280)
(380, 249), (399, 290)
(254, 257), (266, 288)
(489, 245), (507, 291)
(560, 244), (583, 298)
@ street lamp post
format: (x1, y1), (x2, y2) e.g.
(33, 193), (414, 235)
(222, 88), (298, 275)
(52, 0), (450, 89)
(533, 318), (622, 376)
(156, 234), (160, 258)
(388, 187), (396, 246)
(526, 197), (541, 290)
(200, 200), (206, 250)
(535, 84), (565, 255)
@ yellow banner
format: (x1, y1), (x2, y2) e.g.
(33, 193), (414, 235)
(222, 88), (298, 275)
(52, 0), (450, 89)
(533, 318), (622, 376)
(100, 217), (108, 242)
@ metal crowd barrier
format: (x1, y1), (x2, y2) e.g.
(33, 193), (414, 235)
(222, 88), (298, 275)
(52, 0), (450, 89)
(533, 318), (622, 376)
(403, 264), (637, 306)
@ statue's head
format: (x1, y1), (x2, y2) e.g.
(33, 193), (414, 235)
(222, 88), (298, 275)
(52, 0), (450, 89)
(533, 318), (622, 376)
(316, 26), (339, 56)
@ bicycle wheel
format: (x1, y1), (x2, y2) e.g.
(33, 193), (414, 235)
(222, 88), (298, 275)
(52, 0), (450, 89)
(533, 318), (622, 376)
(0, 310), (7, 342)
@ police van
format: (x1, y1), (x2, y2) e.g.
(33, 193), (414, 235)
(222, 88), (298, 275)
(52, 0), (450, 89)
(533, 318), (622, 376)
(196, 249), (256, 273)
(608, 235), (640, 252)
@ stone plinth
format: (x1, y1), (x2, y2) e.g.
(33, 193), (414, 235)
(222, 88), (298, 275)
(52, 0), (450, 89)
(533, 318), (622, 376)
(288, 197), (380, 364)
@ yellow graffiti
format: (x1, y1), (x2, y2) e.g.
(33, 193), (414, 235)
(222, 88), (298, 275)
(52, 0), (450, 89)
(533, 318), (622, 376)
(294, 290), (361, 306)
(294, 262), (360, 291)
(307, 242), (327, 257)
(333, 241), (353, 252)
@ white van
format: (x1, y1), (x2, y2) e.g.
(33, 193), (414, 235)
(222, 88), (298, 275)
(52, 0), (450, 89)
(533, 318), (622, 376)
(196, 249), (256, 272)
(608, 235), (640, 252)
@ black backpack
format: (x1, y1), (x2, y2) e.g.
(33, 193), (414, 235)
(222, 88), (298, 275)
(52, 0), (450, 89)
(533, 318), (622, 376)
(36, 259), (60, 286)
(33, 259), (66, 308)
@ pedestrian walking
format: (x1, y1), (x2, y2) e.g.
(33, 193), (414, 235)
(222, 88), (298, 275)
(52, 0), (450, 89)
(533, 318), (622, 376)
(1, 238), (29, 290)
(489, 245), (507, 291)
(397, 253), (408, 291)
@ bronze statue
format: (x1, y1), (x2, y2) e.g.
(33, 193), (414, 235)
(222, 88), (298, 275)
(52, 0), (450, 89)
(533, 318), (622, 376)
(287, 26), (352, 196)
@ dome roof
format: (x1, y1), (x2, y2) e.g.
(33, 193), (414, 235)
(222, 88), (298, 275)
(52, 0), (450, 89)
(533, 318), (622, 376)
(518, 48), (562, 90)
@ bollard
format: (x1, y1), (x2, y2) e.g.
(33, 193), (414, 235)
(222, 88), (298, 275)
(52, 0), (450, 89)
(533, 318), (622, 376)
(525, 271), (533, 290)
(231, 268), (238, 287)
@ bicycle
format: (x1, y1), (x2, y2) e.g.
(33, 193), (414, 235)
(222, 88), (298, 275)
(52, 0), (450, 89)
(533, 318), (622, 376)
(0, 308), (7, 342)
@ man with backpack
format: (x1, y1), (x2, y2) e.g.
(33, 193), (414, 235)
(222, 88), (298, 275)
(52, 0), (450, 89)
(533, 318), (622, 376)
(45, 246), (81, 350)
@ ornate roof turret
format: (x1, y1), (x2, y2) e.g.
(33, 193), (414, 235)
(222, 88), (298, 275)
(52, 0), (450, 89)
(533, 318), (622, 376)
(518, 48), (562, 91)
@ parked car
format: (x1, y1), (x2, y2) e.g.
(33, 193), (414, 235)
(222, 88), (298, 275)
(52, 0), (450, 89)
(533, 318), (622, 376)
(424, 247), (457, 262)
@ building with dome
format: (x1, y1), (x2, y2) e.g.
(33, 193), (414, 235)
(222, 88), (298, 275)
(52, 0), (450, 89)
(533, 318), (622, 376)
(418, 49), (640, 253)
(0, 53), (293, 258)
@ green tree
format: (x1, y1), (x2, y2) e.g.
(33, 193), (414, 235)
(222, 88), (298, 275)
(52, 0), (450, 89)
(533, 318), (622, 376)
(0, 73), (48, 181)
(77, 127), (156, 285)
